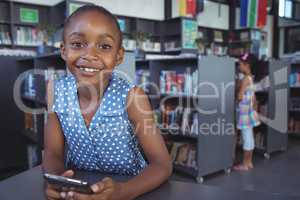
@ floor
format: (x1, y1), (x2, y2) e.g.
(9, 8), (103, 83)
(171, 137), (300, 197)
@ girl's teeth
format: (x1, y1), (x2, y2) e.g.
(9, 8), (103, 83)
(79, 67), (99, 72)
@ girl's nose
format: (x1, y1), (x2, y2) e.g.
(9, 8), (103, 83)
(82, 45), (98, 61)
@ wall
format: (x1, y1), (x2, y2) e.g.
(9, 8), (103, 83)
(172, 0), (229, 30)
(235, 8), (274, 58)
(197, 1), (229, 30)
(75, 0), (165, 20)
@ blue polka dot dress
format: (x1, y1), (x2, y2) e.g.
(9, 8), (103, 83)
(52, 72), (147, 175)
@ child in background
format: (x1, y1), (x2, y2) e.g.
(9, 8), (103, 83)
(234, 53), (260, 171)
(43, 5), (172, 200)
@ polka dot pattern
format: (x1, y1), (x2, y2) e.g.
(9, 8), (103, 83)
(52, 73), (147, 175)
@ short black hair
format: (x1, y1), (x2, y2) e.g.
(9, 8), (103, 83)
(62, 4), (123, 47)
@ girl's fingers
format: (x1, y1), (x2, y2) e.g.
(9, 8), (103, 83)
(61, 170), (74, 177)
(45, 187), (63, 199)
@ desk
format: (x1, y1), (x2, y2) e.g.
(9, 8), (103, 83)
(0, 166), (298, 200)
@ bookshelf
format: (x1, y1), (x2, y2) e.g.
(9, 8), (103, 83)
(145, 55), (236, 183)
(288, 61), (300, 137)
(228, 28), (267, 59)
(0, 56), (28, 171)
(197, 27), (228, 56)
(161, 17), (198, 55)
(237, 60), (288, 159)
(0, 0), (56, 51)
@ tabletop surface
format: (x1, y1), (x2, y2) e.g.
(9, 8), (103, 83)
(0, 166), (299, 200)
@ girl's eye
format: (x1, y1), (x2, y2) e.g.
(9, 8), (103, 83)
(98, 44), (112, 50)
(71, 42), (84, 48)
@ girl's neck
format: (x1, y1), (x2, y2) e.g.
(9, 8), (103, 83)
(77, 79), (110, 102)
(244, 70), (252, 76)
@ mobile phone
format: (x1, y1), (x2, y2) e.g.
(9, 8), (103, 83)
(43, 173), (93, 194)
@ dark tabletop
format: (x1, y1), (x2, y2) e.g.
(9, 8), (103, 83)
(0, 166), (298, 200)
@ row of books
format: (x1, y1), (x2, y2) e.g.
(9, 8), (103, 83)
(15, 26), (47, 46)
(24, 113), (38, 134)
(229, 30), (262, 42)
(135, 70), (150, 93)
(123, 38), (161, 52)
(289, 72), (300, 87)
(206, 43), (228, 56)
(254, 76), (270, 91)
(22, 68), (67, 102)
(0, 29), (12, 45)
(164, 40), (182, 52)
(288, 117), (300, 133)
(0, 48), (36, 56)
(154, 105), (199, 135)
(166, 141), (197, 169)
(24, 112), (47, 168)
(160, 70), (198, 95)
(23, 73), (36, 98)
(290, 98), (300, 111)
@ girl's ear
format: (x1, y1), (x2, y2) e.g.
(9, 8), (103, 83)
(60, 42), (67, 61)
(116, 47), (125, 66)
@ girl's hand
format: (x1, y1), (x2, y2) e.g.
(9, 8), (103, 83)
(45, 170), (74, 200)
(65, 177), (126, 200)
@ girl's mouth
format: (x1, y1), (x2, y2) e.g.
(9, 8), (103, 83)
(78, 66), (100, 73)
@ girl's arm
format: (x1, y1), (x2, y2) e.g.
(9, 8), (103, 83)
(237, 77), (251, 102)
(42, 112), (65, 174)
(42, 81), (65, 174)
(120, 87), (173, 200)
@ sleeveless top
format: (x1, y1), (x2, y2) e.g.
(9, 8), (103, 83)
(237, 75), (260, 130)
(51, 72), (147, 175)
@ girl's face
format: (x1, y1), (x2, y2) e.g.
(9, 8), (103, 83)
(239, 61), (250, 74)
(61, 11), (124, 86)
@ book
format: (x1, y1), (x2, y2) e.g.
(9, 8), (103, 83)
(160, 70), (198, 95)
(135, 70), (150, 93)
(186, 0), (196, 17)
(179, 0), (187, 16)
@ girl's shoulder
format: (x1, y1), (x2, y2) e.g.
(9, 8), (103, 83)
(241, 75), (252, 85)
(111, 73), (135, 92)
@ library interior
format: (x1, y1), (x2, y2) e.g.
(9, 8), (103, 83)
(0, 0), (300, 200)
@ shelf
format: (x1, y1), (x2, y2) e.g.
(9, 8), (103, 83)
(255, 90), (268, 94)
(290, 86), (300, 89)
(13, 22), (38, 27)
(146, 56), (198, 61)
(0, 21), (10, 25)
(136, 59), (149, 63)
(289, 109), (300, 112)
(144, 50), (161, 54)
(160, 93), (198, 99)
(229, 40), (253, 44)
(159, 126), (198, 139)
(0, 43), (13, 47)
(14, 44), (39, 48)
(21, 130), (38, 144)
(35, 52), (61, 59)
(22, 95), (47, 106)
(17, 51), (61, 62)
(173, 163), (198, 177)
(288, 132), (300, 137)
